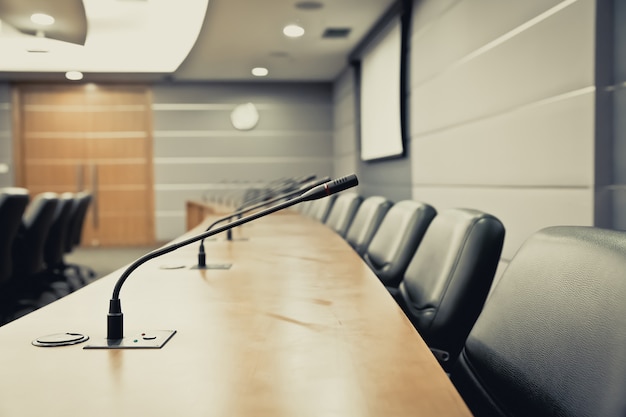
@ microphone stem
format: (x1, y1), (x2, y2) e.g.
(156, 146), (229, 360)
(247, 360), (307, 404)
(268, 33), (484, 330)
(107, 173), (356, 340)
(111, 197), (297, 300)
(197, 177), (329, 248)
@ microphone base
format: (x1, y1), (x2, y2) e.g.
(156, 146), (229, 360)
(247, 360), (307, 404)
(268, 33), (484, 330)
(83, 330), (176, 350)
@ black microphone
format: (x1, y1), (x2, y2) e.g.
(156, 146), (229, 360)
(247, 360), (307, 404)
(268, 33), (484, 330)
(237, 174), (316, 208)
(196, 176), (330, 268)
(90, 174), (358, 347)
(224, 174), (317, 241)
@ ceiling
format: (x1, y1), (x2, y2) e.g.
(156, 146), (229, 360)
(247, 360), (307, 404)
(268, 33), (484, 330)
(0, 0), (397, 83)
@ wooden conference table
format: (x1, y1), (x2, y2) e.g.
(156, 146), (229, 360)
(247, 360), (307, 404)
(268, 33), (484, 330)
(0, 209), (472, 417)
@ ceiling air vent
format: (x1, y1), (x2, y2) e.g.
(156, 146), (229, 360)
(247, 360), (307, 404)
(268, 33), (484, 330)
(322, 28), (351, 38)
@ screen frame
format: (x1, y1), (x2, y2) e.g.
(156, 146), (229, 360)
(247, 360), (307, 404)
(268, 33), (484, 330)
(349, 0), (412, 163)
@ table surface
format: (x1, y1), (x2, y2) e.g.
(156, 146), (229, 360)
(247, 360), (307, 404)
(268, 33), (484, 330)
(0, 212), (472, 417)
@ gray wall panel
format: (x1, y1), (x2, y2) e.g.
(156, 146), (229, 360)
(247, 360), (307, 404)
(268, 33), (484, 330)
(411, 0), (564, 85)
(411, 0), (595, 136)
(152, 82), (332, 104)
(357, 157), (413, 201)
(411, 185), (593, 261)
(406, 0), (596, 270)
(613, 86), (626, 183)
(154, 160), (332, 184)
(152, 109), (235, 130)
(153, 105), (332, 131)
(152, 82), (333, 241)
(411, 89), (595, 187)
(333, 124), (357, 158)
(154, 135), (332, 159)
(332, 0), (598, 283)
(333, 69), (359, 178)
(615, 0), (626, 81)
(332, 68), (412, 200)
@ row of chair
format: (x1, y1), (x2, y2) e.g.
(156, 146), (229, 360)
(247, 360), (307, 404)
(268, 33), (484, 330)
(301, 191), (626, 417)
(0, 188), (95, 325)
(301, 193), (505, 369)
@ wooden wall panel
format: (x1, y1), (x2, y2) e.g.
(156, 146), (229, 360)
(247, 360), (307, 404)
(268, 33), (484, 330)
(15, 84), (155, 246)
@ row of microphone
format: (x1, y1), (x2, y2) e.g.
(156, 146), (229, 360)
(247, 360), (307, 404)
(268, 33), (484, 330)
(104, 174), (359, 343)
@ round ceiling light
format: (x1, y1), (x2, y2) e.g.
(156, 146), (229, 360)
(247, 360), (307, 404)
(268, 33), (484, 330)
(283, 24), (305, 38)
(31, 13), (55, 26)
(65, 71), (84, 81)
(251, 67), (269, 77)
(295, 1), (323, 10)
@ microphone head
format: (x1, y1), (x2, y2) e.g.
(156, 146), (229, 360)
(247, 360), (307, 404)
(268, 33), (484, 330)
(327, 174), (358, 195)
(299, 174), (358, 202)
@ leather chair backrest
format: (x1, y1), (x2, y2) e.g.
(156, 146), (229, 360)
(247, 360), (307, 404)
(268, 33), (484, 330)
(363, 200), (436, 289)
(44, 192), (76, 268)
(324, 192), (363, 237)
(398, 208), (504, 367)
(345, 196), (392, 256)
(310, 194), (337, 223)
(0, 188), (30, 285)
(13, 192), (59, 278)
(451, 226), (626, 417)
(65, 191), (92, 252)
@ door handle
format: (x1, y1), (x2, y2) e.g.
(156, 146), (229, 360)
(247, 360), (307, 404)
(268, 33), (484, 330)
(76, 164), (85, 192)
(91, 163), (99, 229)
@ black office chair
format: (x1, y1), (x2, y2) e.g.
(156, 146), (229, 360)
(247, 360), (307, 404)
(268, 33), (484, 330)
(0, 188), (30, 288)
(10, 192), (62, 305)
(63, 191), (96, 283)
(450, 226), (626, 417)
(309, 194), (337, 223)
(363, 200), (436, 295)
(344, 196), (392, 256)
(43, 192), (84, 292)
(396, 208), (505, 369)
(65, 191), (92, 253)
(324, 192), (362, 237)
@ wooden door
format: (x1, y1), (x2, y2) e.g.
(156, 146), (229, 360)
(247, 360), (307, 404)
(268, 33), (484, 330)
(13, 84), (155, 246)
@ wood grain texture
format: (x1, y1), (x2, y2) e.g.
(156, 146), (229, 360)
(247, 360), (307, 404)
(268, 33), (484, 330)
(0, 213), (471, 417)
(14, 83), (155, 246)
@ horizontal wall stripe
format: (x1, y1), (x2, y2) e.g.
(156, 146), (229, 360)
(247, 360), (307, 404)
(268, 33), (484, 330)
(25, 131), (148, 139)
(154, 130), (331, 138)
(410, 183), (590, 190)
(603, 185), (626, 190)
(155, 183), (266, 191)
(24, 104), (147, 112)
(153, 103), (275, 111)
(98, 185), (150, 191)
(26, 158), (148, 165)
(413, 86), (594, 138)
(604, 81), (626, 91)
(152, 103), (329, 111)
(156, 210), (186, 217)
(154, 156), (330, 164)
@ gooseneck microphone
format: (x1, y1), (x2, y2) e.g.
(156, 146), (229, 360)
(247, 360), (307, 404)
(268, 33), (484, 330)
(197, 176), (331, 268)
(102, 174), (358, 344)
(224, 174), (318, 241)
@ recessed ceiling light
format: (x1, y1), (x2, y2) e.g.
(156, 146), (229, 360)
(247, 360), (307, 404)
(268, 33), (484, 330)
(283, 24), (305, 38)
(251, 67), (269, 77)
(65, 71), (84, 81)
(295, 1), (323, 10)
(30, 13), (55, 26)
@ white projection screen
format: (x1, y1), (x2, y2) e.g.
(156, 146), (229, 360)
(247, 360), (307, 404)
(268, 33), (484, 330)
(359, 17), (404, 162)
